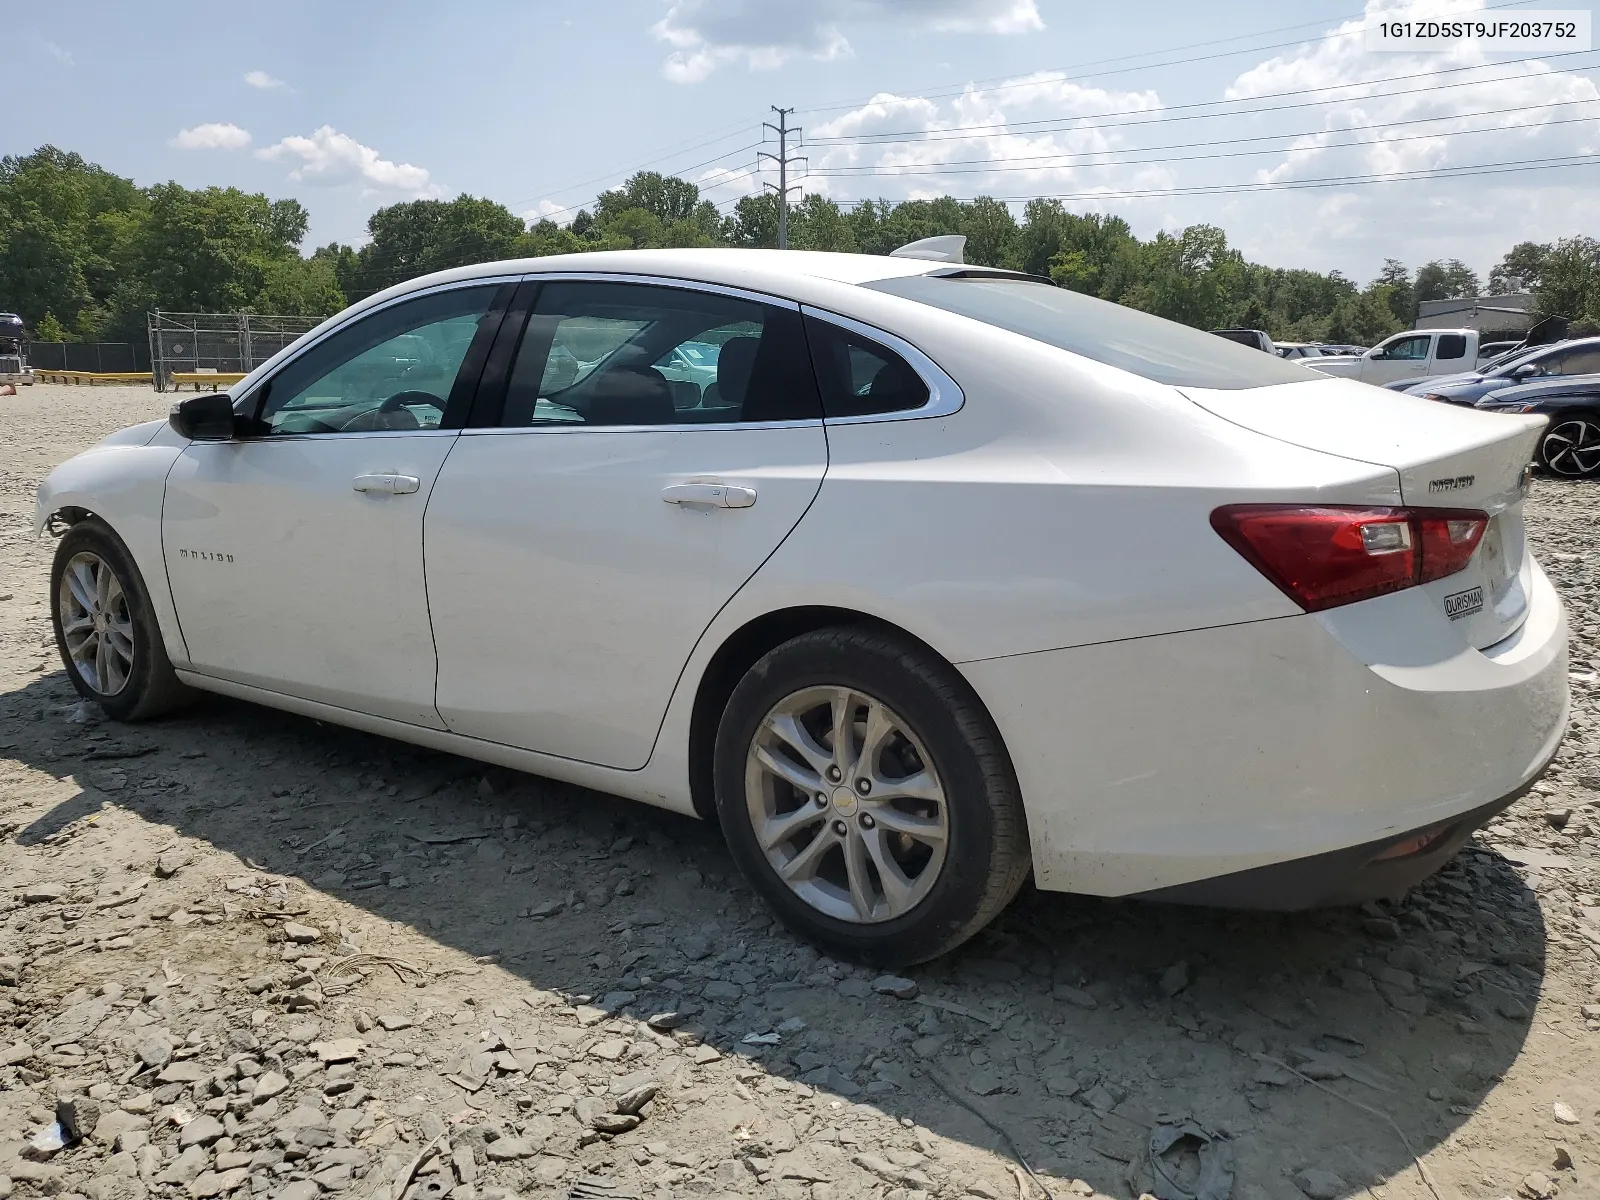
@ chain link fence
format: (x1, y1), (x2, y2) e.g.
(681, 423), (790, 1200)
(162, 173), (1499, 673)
(147, 311), (322, 392)
(25, 342), (150, 372)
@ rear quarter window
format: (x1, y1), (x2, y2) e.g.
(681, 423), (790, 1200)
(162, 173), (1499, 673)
(1436, 334), (1468, 361)
(866, 276), (1318, 390)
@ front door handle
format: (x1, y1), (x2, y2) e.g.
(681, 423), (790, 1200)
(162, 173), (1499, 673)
(353, 473), (421, 495)
(661, 482), (756, 509)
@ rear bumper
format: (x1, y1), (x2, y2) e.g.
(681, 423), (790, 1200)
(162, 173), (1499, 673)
(960, 559), (1569, 903)
(1133, 780), (1538, 909)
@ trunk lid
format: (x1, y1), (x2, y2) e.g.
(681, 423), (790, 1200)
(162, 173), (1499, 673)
(1181, 376), (1546, 649)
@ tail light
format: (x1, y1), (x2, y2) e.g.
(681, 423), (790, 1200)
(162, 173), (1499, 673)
(1211, 505), (1488, 612)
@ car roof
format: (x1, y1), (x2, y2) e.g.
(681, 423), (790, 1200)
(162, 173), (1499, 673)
(361, 249), (950, 312)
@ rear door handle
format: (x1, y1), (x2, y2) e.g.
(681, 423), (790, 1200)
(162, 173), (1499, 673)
(661, 482), (756, 508)
(352, 473), (421, 495)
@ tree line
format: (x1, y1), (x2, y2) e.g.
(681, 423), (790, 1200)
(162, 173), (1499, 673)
(5, 144), (1598, 346)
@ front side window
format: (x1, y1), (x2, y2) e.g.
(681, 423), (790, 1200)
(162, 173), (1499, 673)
(1550, 346), (1600, 375)
(257, 286), (498, 435)
(867, 275), (1315, 390)
(498, 282), (820, 427)
(1381, 335), (1431, 361)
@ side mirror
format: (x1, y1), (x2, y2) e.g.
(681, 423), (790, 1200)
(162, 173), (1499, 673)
(1368, 349), (1386, 360)
(169, 393), (237, 440)
(1511, 363), (1539, 378)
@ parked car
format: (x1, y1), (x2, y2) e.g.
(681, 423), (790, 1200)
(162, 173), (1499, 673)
(1476, 373), (1600, 478)
(1308, 328), (1497, 385)
(36, 248), (1568, 964)
(1404, 338), (1600, 407)
(1210, 328), (1275, 353)
(1275, 342), (1337, 360)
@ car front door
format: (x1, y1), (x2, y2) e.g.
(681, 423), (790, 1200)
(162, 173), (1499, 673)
(162, 281), (508, 726)
(1365, 333), (1432, 383)
(424, 278), (829, 770)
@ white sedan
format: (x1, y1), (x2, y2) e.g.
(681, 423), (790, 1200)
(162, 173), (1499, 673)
(37, 247), (1569, 965)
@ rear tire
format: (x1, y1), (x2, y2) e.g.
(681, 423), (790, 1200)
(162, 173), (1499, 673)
(713, 626), (1031, 966)
(1537, 413), (1600, 479)
(50, 518), (197, 721)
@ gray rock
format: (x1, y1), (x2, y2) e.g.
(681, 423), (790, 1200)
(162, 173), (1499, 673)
(871, 975), (919, 999)
(799, 1065), (860, 1096)
(179, 1115), (227, 1148)
(485, 1137), (537, 1161)
(251, 1071), (289, 1101)
(682, 934), (713, 960)
(157, 1145), (210, 1186)
(377, 1013), (414, 1031)
(155, 850), (191, 879)
(0, 954), (23, 985)
(275, 1183), (318, 1200)
(56, 1096), (101, 1142)
(158, 1061), (209, 1083)
(703, 980), (742, 1002)
(282, 922), (321, 944)
(1290, 1168), (1348, 1200)
(21, 882), (67, 903)
(187, 1167), (250, 1198)
(91, 1109), (149, 1145)
(965, 1071), (1004, 1097)
(836, 978), (873, 999)
(1051, 984), (1098, 1009)
(614, 1083), (658, 1115)
(1158, 961), (1190, 997)
(136, 1038), (172, 1070)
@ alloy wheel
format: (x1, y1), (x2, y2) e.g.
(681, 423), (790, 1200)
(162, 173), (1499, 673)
(1542, 418), (1600, 478)
(58, 551), (135, 696)
(744, 685), (949, 924)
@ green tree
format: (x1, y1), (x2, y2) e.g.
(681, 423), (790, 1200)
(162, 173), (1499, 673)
(346, 195), (524, 299)
(1488, 242), (1548, 295)
(1533, 236), (1600, 321)
(960, 197), (1019, 269)
(1372, 259), (1416, 326)
(34, 311), (69, 341)
(1414, 258), (1479, 303)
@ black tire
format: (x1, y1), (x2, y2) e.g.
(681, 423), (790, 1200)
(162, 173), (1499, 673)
(713, 626), (1031, 966)
(1536, 412), (1600, 479)
(50, 518), (197, 721)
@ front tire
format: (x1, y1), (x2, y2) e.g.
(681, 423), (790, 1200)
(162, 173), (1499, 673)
(50, 519), (196, 721)
(713, 626), (1030, 966)
(1537, 413), (1600, 479)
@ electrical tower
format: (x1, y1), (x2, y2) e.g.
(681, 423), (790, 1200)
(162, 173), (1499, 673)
(759, 106), (807, 250)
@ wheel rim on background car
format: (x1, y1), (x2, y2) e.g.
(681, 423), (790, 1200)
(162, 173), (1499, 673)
(744, 685), (949, 923)
(58, 551), (135, 696)
(1542, 418), (1600, 478)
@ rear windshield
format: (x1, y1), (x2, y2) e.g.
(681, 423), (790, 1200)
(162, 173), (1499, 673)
(867, 275), (1320, 390)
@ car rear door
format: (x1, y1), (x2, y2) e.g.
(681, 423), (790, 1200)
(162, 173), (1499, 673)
(161, 281), (510, 726)
(424, 276), (829, 770)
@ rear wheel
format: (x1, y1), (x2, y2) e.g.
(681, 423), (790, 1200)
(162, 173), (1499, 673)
(714, 626), (1030, 966)
(50, 519), (196, 721)
(1537, 413), (1600, 479)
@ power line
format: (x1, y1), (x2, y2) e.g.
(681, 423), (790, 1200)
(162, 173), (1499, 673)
(805, 50), (1600, 146)
(808, 108), (1600, 178)
(822, 151), (1600, 207)
(793, 0), (1550, 116)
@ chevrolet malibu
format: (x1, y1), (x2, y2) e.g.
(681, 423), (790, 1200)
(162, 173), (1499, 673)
(36, 248), (1569, 965)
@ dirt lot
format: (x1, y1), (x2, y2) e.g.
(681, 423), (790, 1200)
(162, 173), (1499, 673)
(1, 383), (1598, 1200)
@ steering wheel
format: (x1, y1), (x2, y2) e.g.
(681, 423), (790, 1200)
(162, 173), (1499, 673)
(378, 389), (443, 415)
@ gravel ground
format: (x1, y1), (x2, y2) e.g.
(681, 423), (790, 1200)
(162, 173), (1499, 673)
(1, 383), (1598, 1200)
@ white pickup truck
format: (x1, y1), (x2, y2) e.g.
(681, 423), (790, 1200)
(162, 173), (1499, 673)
(1306, 328), (1495, 386)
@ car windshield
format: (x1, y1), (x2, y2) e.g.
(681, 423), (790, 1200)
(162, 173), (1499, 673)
(866, 275), (1317, 389)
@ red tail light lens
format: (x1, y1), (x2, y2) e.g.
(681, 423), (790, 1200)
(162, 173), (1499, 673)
(1211, 505), (1488, 612)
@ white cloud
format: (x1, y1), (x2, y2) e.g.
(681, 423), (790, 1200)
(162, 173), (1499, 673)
(766, 0), (1600, 281)
(651, 0), (1041, 83)
(799, 74), (1168, 207)
(521, 199), (576, 226)
(244, 69), (286, 90)
(256, 126), (442, 198)
(170, 122), (253, 151)
(1211, 0), (1600, 276)
(39, 38), (74, 66)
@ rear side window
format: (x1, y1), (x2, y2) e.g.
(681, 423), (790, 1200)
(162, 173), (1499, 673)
(804, 316), (931, 418)
(1436, 334), (1467, 360)
(497, 282), (821, 427)
(867, 276), (1315, 390)
(1552, 346), (1600, 375)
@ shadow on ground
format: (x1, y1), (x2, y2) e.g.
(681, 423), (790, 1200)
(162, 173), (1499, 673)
(1, 670), (1548, 1200)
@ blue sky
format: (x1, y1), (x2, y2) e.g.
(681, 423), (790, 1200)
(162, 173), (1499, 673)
(16, 0), (1600, 282)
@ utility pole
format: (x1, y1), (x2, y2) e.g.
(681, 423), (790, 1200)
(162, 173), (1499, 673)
(759, 106), (806, 250)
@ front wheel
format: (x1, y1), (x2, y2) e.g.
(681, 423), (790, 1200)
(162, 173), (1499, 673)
(1537, 414), (1600, 479)
(50, 519), (196, 721)
(713, 627), (1031, 966)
